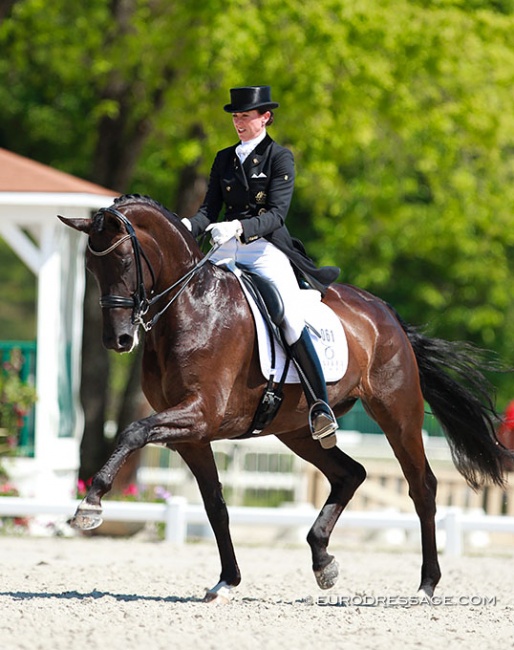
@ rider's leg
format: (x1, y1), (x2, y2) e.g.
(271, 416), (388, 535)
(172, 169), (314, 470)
(288, 327), (338, 444)
(237, 240), (338, 446)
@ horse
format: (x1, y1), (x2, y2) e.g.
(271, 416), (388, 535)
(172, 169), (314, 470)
(58, 194), (513, 602)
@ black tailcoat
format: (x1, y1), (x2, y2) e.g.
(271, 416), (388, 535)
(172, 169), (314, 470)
(189, 134), (340, 292)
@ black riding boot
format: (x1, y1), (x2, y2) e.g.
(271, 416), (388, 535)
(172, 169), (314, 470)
(289, 327), (338, 448)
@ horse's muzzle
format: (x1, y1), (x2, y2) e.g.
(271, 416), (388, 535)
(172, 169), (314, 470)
(102, 322), (139, 353)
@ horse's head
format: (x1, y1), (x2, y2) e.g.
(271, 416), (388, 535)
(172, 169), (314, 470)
(58, 195), (194, 353)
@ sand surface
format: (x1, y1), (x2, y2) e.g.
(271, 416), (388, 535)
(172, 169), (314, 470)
(0, 534), (512, 650)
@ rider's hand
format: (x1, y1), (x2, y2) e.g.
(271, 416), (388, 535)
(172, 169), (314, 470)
(206, 220), (243, 245)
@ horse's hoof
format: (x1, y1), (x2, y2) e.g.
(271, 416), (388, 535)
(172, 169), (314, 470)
(203, 581), (233, 604)
(314, 557), (339, 590)
(70, 508), (103, 531)
(417, 584), (434, 599)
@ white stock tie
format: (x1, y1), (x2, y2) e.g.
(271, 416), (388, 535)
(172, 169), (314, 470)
(235, 142), (253, 163)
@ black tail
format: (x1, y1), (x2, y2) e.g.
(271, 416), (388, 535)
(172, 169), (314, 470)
(398, 316), (513, 488)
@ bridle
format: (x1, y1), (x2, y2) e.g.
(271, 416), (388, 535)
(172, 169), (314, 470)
(88, 206), (218, 332)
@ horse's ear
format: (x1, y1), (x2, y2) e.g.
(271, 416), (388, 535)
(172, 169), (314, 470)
(101, 210), (124, 232)
(57, 215), (92, 234)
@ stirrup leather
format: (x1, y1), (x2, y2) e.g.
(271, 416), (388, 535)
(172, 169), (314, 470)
(308, 400), (338, 440)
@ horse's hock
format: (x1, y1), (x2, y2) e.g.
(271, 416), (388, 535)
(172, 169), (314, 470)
(308, 459), (514, 515)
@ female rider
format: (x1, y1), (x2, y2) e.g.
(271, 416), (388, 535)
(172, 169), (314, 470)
(181, 86), (340, 445)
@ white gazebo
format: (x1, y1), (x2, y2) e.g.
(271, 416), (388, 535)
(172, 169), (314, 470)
(0, 147), (116, 500)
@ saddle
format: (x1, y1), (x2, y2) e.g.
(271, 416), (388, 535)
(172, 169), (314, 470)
(213, 258), (348, 437)
(238, 268), (290, 437)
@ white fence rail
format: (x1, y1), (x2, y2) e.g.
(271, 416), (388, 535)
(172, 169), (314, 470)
(1, 496), (514, 556)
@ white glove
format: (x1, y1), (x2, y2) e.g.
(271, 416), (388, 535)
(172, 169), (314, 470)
(181, 218), (192, 232)
(206, 220), (243, 245)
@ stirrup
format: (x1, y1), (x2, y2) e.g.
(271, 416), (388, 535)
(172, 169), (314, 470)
(308, 400), (338, 447)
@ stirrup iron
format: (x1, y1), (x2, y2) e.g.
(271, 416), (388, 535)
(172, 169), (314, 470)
(308, 400), (338, 442)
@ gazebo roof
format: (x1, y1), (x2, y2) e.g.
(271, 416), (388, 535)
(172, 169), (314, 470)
(0, 147), (115, 195)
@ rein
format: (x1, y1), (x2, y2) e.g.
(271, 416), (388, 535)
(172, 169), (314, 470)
(88, 206), (218, 332)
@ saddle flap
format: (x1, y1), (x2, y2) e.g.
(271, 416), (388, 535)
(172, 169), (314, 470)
(215, 259), (348, 384)
(239, 267), (285, 327)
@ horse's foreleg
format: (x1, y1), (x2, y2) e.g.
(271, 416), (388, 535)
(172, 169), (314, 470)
(71, 421), (148, 531)
(278, 431), (366, 589)
(176, 442), (241, 602)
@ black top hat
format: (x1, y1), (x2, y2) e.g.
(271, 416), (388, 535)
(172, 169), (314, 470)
(224, 86), (279, 113)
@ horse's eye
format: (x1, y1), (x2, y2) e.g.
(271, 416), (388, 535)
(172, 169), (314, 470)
(121, 257), (132, 269)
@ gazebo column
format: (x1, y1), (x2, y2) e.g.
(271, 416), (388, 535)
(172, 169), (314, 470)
(32, 222), (66, 498)
(2, 215), (87, 501)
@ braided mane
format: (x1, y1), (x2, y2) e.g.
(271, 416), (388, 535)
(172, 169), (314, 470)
(112, 193), (178, 223)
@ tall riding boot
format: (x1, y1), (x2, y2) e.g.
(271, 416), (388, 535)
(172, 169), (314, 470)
(289, 327), (338, 448)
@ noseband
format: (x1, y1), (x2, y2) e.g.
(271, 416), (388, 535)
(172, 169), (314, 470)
(88, 206), (218, 331)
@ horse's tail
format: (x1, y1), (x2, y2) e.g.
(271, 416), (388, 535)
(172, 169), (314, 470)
(396, 314), (513, 489)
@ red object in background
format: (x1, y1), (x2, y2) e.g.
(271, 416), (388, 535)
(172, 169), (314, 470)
(498, 400), (514, 471)
(499, 400), (514, 430)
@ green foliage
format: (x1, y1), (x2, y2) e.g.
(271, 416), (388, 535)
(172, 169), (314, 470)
(0, 348), (37, 455)
(1, 0), (513, 402)
(0, 240), (36, 340)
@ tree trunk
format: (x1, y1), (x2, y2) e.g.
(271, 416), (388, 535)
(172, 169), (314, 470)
(0, 0), (17, 23)
(78, 272), (111, 481)
(77, 4), (194, 484)
(109, 342), (150, 493)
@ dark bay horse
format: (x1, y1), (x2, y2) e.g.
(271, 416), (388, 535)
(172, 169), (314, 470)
(58, 194), (513, 601)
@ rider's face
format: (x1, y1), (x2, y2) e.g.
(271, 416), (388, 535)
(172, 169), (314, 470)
(232, 110), (269, 142)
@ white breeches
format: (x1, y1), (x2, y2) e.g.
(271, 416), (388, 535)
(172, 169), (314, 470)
(210, 237), (306, 345)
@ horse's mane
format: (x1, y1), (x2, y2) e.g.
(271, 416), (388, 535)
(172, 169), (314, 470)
(94, 193), (198, 249)
(112, 193), (178, 224)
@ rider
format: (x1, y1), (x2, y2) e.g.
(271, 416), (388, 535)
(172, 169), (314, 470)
(181, 85), (340, 444)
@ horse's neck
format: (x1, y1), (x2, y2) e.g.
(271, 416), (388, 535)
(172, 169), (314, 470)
(161, 247), (204, 289)
(150, 219), (204, 287)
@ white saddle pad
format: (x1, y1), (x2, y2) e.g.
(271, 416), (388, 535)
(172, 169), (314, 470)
(216, 259), (348, 384)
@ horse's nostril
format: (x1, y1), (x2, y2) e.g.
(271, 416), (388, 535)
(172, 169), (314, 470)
(118, 334), (134, 350)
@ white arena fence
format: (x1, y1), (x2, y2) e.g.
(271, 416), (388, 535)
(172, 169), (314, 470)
(2, 434), (513, 555)
(1, 495), (514, 557)
(138, 435), (514, 517)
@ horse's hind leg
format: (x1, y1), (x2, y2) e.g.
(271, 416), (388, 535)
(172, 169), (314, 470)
(278, 430), (366, 589)
(366, 398), (441, 596)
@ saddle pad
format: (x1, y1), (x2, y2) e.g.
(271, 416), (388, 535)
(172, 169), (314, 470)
(215, 259), (348, 384)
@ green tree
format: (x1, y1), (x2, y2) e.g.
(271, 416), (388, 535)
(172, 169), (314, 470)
(134, 0), (514, 363)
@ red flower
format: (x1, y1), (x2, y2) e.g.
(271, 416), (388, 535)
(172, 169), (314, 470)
(122, 483), (139, 497)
